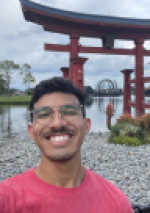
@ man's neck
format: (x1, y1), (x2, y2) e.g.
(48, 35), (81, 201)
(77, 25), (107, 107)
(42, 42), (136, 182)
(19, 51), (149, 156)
(35, 156), (85, 188)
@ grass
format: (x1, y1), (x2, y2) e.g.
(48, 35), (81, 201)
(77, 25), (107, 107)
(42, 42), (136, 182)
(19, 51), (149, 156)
(0, 95), (31, 104)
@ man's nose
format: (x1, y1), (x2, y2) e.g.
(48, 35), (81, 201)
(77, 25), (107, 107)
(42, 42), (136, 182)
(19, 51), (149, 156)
(47, 111), (67, 128)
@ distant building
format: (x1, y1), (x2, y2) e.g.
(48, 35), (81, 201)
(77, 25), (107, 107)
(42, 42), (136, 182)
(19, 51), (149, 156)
(13, 91), (23, 96)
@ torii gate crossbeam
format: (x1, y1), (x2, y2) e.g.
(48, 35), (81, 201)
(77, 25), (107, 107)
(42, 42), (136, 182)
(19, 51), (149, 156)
(45, 43), (136, 55)
(45, 43), (150, 56)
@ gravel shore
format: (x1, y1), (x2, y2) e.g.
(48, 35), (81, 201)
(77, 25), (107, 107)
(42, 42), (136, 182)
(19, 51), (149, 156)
(0, 132), (150, 207)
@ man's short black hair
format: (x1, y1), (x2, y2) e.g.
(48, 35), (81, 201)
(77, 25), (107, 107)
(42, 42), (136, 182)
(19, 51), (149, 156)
(29, 77), (86, 122)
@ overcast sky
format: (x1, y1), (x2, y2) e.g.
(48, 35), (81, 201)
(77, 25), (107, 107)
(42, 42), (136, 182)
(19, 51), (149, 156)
(1, 0), (150, 90)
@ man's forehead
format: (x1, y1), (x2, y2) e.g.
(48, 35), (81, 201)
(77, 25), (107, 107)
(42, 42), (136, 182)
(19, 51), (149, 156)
(34, 92), (79, 108)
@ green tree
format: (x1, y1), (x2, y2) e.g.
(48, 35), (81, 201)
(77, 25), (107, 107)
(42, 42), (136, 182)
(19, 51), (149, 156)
(0, 60), (20, 96)
(25, 88), (33, 95)
(21, 64), (31, 91)
(25, 71), (35, 90)
(21, 64), (35, 90)
(0, 74), (6, 95)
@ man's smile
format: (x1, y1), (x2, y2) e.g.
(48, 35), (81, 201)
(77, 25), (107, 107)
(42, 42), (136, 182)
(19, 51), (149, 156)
(43, 133), (74, 147)
(46, 134), (72, 142)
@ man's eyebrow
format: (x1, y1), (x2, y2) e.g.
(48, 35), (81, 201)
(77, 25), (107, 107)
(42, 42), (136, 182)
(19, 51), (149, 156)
(33, 104), (80, 112)
(33, 106), (51, 113)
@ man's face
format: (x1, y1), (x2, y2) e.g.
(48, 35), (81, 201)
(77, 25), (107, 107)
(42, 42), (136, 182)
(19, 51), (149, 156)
(28, 92), (91, 162)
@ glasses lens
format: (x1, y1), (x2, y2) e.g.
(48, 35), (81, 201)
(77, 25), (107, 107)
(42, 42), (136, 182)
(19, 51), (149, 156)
(34, 107), (53, 124)
(61, 105), (80, 121)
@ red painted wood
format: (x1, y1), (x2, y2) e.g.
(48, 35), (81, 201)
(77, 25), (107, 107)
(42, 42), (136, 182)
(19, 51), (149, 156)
(134, 39), (145, 118)
(129, 79), (136, 84)
(79, 46), (136, 55)
(45, 44), (70, 52)
(60, 67), (69, 79)
(129, 77), (150, 84)
(45, 43), (136, 55)
(142, 103), (150, 109)
(128, 101), (136, 107)
(69, 34), (80, 81)
(22, 5), (150, 40)
(142, 77), (150, 83)
(121, 69), (134, 115)
(44, 22), (150, 40)
(70, 57), (88, 91)
(128, 101), (150, 109)
(143, 49), (150, 56)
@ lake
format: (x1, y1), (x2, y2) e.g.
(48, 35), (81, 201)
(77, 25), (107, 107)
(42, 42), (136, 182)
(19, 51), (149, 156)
(0, 95), (150, 143)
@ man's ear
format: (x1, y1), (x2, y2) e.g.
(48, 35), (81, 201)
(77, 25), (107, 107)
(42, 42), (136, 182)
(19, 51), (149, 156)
(28, 123), (35, 141)
(84, 118), (91, 135)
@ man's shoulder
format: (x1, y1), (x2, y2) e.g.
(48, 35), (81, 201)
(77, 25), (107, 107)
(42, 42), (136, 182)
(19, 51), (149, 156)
(87, 168), (128, 198)
(0, 168), (36, 212)
(88, 168), (119, 188)
(0, 168), (33, 190)
(86, 168), (133, 212)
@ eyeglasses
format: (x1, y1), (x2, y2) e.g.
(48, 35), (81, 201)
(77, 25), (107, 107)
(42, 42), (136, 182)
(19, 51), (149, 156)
(30, 104), (83, 125)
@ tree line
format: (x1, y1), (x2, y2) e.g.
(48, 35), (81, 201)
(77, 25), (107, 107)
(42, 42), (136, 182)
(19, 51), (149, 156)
(0, 60), (35, 96)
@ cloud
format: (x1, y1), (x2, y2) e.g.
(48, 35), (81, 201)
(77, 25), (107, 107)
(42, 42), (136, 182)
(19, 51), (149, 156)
(3, 25), (44, 40)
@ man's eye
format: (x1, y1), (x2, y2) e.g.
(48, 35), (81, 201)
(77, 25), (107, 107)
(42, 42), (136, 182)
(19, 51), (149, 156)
(63, 109), (78, 115)
(36, 111), (51, 118)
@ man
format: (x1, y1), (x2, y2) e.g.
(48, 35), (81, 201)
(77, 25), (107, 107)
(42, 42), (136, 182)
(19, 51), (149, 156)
(0, 77), (134, 212)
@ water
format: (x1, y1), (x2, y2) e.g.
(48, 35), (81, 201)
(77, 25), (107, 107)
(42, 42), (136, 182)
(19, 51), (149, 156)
(0, 106), (30, 144)
(0, 95), (150, 143)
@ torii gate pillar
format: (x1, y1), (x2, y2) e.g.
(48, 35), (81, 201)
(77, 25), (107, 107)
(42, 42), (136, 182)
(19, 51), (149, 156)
(70, 57), (88, 92)
(134, 39), (145, 118)
(60, 67), (69, 79)
(121, 69), (134, 115)
(69, 34), (80, 81)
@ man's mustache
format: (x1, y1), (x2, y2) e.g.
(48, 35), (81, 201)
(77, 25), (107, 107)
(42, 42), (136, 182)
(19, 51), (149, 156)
(43, 127), (75, 136)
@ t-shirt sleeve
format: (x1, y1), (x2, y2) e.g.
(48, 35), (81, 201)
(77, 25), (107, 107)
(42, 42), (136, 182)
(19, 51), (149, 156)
(127, 203), (134, 213)
(126, 201), (134, 213)
(0, 185), (9, 213)
(120, 192), (134, 213)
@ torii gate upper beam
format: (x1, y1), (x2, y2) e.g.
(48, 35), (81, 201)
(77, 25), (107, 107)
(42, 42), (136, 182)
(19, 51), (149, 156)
(19, 0), (150, 40)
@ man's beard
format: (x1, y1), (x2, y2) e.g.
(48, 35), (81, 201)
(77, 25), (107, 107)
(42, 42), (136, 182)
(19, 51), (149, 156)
(45, 150), (78, 162)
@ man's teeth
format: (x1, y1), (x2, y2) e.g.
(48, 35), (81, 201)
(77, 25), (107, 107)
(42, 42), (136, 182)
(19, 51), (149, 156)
(49, 135), (70, 142)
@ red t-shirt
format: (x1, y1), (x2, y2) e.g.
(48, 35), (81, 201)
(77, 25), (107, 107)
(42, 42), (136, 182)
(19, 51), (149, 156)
(0, 166), (134, 213)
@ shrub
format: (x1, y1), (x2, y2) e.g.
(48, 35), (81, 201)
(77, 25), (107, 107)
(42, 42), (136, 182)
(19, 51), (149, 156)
(108, 112), (150, 146)
(109, 121), (148, 146)
(137, 113), (150, 134)
(110, 122), (145, 138)
(146, 134), (150, 144)
(112, 136), (141, 147)
(110, 122), (129, 137)
(116, 112), (138, 126)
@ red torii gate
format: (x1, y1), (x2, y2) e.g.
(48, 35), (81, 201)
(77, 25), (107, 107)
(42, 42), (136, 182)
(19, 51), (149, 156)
(19, 0), (150, 118)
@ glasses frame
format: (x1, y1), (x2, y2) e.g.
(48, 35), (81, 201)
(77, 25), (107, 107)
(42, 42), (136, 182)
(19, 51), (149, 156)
(30, 104), (83, 125)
